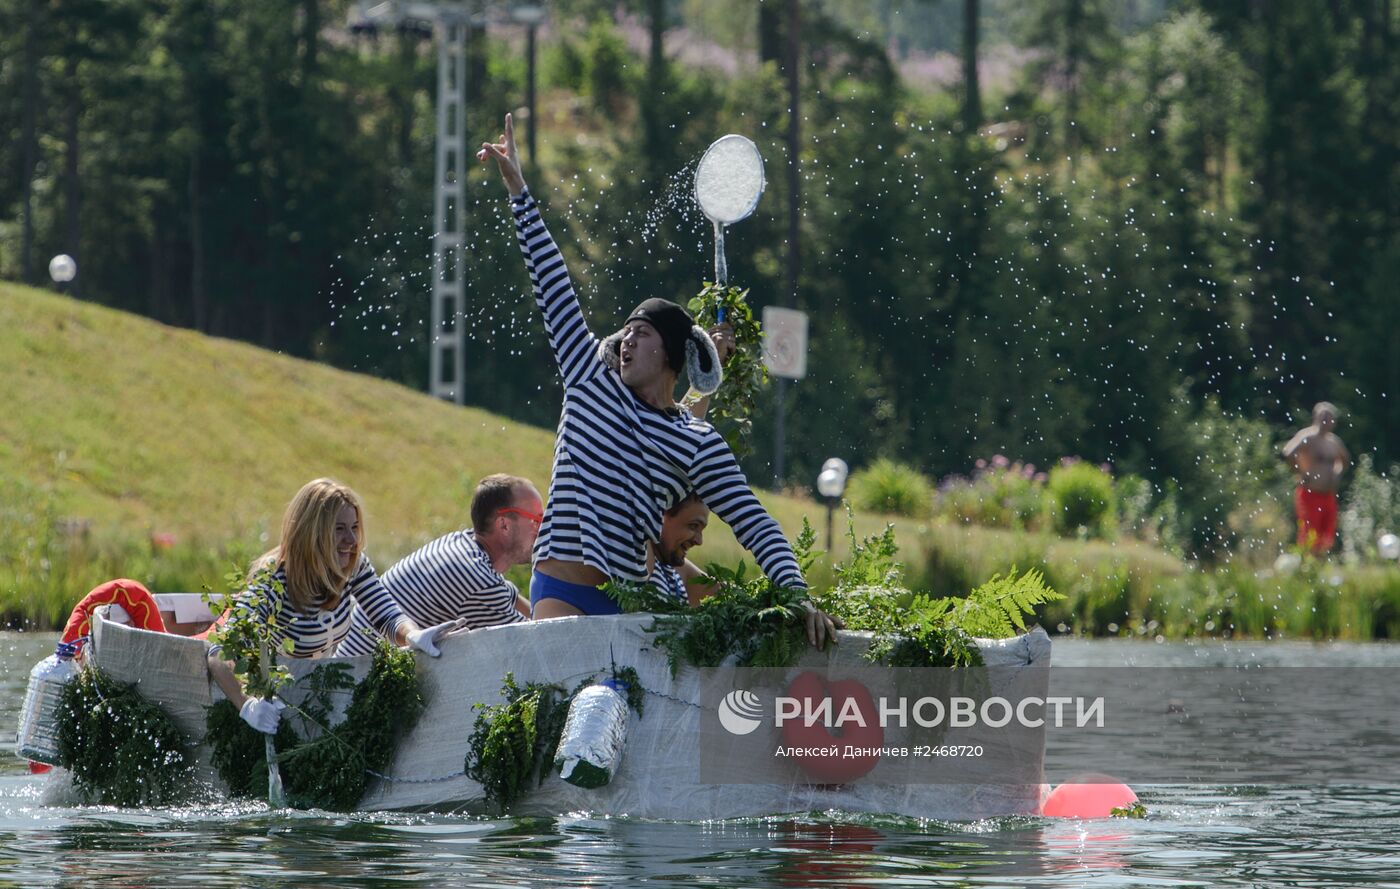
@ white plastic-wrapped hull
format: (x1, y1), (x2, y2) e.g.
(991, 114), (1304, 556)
(83, 610), (1051, 820)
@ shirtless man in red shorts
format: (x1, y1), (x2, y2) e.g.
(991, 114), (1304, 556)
(1282, 402), (1351, 554)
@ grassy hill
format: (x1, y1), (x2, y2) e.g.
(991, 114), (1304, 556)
(1, 280), (558, 550)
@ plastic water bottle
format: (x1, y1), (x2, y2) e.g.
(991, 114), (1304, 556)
(554, 679), (630, 788)
(17, 643), (80, 766)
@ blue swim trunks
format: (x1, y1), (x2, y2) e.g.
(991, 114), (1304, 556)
(530, 571), (621, 616)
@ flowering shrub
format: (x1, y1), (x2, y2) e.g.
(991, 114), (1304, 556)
(934, 456), (1048, 531)
(930, 456), (1138, 541)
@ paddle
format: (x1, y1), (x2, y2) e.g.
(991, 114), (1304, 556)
(260, 638), (286, 808)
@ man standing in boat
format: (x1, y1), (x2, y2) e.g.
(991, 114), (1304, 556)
(335, 474), (541, 656)
(1282, 401), (1351, 554)
(478, 113), (835, 647)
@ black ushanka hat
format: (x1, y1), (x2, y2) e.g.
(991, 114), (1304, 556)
(598, 298), (723, 396)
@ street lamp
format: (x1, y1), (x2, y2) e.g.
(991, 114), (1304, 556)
(816, 457), (848, 550)
(48, 254), (76, 292)
(1380, 532), (1400, 561)
(510, 4), (546, 167)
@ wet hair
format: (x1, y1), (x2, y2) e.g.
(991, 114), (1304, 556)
(1313, 401), (1338, 421)
(471, 474), (534, 530)
(665, 490), (705, 517)
(253, 478), (364, 614)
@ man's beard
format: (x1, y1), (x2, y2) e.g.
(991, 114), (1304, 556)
(660, 544), (685, 567)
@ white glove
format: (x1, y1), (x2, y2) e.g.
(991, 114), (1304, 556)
(406, 619), (466, 658)
(239, 696), (287, 734)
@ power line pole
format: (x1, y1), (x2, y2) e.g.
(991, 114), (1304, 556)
(962, 0), (981, 133)
(348, 1), (473, 404)
(430, 12), (468, 404)
(775, 0), (800, 487)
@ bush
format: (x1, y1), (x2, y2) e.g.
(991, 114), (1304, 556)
(1047, 461), (1117, 538)
(1155, 394), (1293, 558)
(848, 458), (933, 517)
(1340, 454), (1400, 563)
(934, 460), (1047, 531)
(1144, 480), (1189, 556)
(544, 37), (587, 93)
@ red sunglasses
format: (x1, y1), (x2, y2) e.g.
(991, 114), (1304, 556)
(497, 507), (543, 526)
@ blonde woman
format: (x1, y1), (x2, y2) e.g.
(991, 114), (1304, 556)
(207, 478), (461, 734)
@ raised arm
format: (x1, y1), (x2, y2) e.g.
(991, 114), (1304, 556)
(477, 112), (526, 198)
(1282, 426), (1314, 463)
(480, 113), (600, 388)
(689, 430), (805, 590)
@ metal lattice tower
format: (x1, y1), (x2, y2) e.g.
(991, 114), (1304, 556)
(348, 1), (477, 404)
(429, 14), (468, 403)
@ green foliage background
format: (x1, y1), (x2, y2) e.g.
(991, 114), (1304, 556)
(1, 0), (1396, 566)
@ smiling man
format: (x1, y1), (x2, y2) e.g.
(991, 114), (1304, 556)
(477, 113), (835, 648)
(648, 491), (717, 607)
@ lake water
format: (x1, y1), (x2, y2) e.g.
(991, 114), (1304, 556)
(4, 630), (1400, 888)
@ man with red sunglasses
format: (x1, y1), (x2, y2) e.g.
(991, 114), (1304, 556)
(336, 474), (543, 656)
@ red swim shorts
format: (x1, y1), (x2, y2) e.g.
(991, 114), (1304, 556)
(1295, 487), (1338, 553)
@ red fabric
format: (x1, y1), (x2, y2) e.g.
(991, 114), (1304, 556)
(194, 609), (229, 641)
(61, 579), (167, 645)
(1295, 487), (1338, 553)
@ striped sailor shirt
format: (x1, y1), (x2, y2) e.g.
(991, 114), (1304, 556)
(650, 563), (690, 605)
(236, 553), (408, 659)
(335, 530), (523, 656)
(511, 188), (805, 589)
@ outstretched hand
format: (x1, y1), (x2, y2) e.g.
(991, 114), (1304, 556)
(478, 112), (526, 197)
(406, 618), (468, 658)
(803, 601), (844, 650)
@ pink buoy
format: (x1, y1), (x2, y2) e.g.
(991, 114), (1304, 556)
(1042, 776), (1137, 818)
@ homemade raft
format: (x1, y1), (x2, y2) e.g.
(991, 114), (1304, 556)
(39, 600), (1052, 820)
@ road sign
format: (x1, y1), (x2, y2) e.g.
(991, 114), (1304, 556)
(762, 306), (808, 380)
